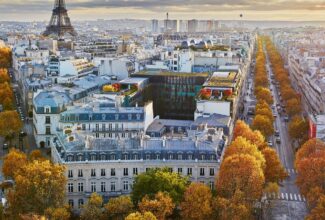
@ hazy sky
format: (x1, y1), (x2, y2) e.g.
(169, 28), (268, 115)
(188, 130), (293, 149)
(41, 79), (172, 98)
(0, 0), (325, 21)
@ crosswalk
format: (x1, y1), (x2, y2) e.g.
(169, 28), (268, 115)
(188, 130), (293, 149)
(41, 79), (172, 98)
(263, 192), (306, 202)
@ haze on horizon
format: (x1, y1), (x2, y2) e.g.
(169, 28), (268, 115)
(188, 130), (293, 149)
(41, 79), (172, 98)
(0, 0), (325, 22)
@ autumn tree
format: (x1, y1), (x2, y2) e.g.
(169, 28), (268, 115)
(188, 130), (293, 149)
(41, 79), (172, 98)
(2, 148), (28, 179)
(29, 150), (46, 161)
(0, 110), (22, 144)
(306, 195), (325, 220)
(0, 47), (12, 68)
(255, 87), (273, 105)
(103, 196), (134, 220)
(80, 193), (103, 220)
(232, 120), (266, 150)
(180, 183), (213, 220)
(252, 114), (274, 138)
(125, 212), (157, 220)
(214, 190), (251, 220)
(296, 150), (325, 197)
(224, 136), (265, 169)
(131, 168), (188, 205)
(288, 116), (309, 144)
(261, 147), (287, 184)
(45, 206), (70, 220)
(255, 107), (273, 123)
(286, 98), (301, 116)
(216, 154), (265, 203)
(139, 192), (175, 220)
(6, 160), (66, 218)
(295, 138), (325, 166)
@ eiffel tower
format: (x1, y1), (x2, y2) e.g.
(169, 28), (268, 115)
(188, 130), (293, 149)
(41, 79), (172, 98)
(43, 0), (77, 37)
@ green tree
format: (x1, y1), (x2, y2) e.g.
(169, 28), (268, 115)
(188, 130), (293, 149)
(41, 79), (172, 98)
(131, 168), (189, 205)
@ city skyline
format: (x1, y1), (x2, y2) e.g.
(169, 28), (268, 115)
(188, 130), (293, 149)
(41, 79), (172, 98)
(1, 0), (325, 22)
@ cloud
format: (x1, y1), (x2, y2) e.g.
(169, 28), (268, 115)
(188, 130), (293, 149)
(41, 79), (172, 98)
(0, 0), (325, 21)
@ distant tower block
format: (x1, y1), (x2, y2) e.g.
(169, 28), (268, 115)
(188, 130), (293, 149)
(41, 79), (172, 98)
(43, 0), (77, 37)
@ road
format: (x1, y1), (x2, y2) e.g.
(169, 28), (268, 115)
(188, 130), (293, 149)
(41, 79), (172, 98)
(264, 48), (307, 220)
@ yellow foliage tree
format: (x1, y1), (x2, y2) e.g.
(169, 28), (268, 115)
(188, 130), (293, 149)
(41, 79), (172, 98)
(7, 160), (66, 217)
(180, 183), (213, 220)
(2, 148), (28, 179)
(125, 212), (157, 220)
(80, 193), (103, 220)
(139, 192), (175, 220)
(252, 115), (274, 138)
(103, 196), (134, 220)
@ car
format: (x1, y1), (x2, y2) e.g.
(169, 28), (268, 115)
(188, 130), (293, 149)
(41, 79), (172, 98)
(276, 138), (281, 144)
(284, 116), (289, 122)
(275, 130), (280, 136)
(268, 141), (273, 147)
(273, 114), (277, 118)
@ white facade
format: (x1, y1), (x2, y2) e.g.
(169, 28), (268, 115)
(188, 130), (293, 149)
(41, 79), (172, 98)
(93, 57), (133, 80)
(195, 101), (231, 118)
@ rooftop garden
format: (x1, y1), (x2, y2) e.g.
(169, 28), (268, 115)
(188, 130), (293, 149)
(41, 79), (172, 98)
(197, 88), (235, 101)
(102, 83), (138, 96)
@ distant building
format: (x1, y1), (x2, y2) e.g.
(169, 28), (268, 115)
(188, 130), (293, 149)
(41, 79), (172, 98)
(188, 20), (198, 33)
(151, 19), (159, 33)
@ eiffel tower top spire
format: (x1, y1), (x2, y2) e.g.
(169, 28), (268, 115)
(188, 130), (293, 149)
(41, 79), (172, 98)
(43, 0), (77, 38)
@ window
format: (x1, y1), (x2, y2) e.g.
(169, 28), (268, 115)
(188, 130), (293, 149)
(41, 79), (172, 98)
(146, 154), (150, 160)
(210, 168), (215, 176)
(109, 123), (112, 131)
(91, 169), (96, 177)
(115, 114), (119, 120)
(101, 154), (106, 160)
(156, 154), (160, 160)
(169, 154), (173, 160)
(90, 155), (96, 161)
(200, 168), (205, 176)
(78, 155), (83, 161)
(123, 181), (129, 191)
(122, 133), (125, 138)
(82, 124), (86, 130)
(128, 114), (132, 120)
(111, 168), (116, 176)
(78, 169), (83, 177)
(133, 154), (138, 160)
(101, 182), (106, 192)
(178, 154), (182, 160)
(133, 168), (138, 175)
(68, 200), (74, 208)
(68, 183), (73, 193)
(168, 167), (173, 173)
(101, 169), (106, 177)
(111, 154), (116, 160)
(95, 124), (99, 131)
(45, 126), (51, 135)
(68, 170), (73, 178)
(123, 168), (128, 176)
(91, 182), (96, 192)
(78, 183), (84, 192)
(209, 181), (214, 190)
(201, 154), (205, 160)
(188, 154), (193, 160)
(123, 154), (128, 160)
(110, 182), (116, 192)
(136, 114), (141, 120)
(78, 199), (84, 209)
(178, 168), (183, 174)
(187, 168), (192, 176)
(45, 116), (51, 124)
(102, 124), (106, 131)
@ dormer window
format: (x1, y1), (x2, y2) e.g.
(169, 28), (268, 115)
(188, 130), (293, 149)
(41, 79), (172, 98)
(136, 114), (141, 120)
(102, 114), (106, 120)
(45, 107), (50, 114)
(128, 114), (132, 120)
(115, 114), (119, 120)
